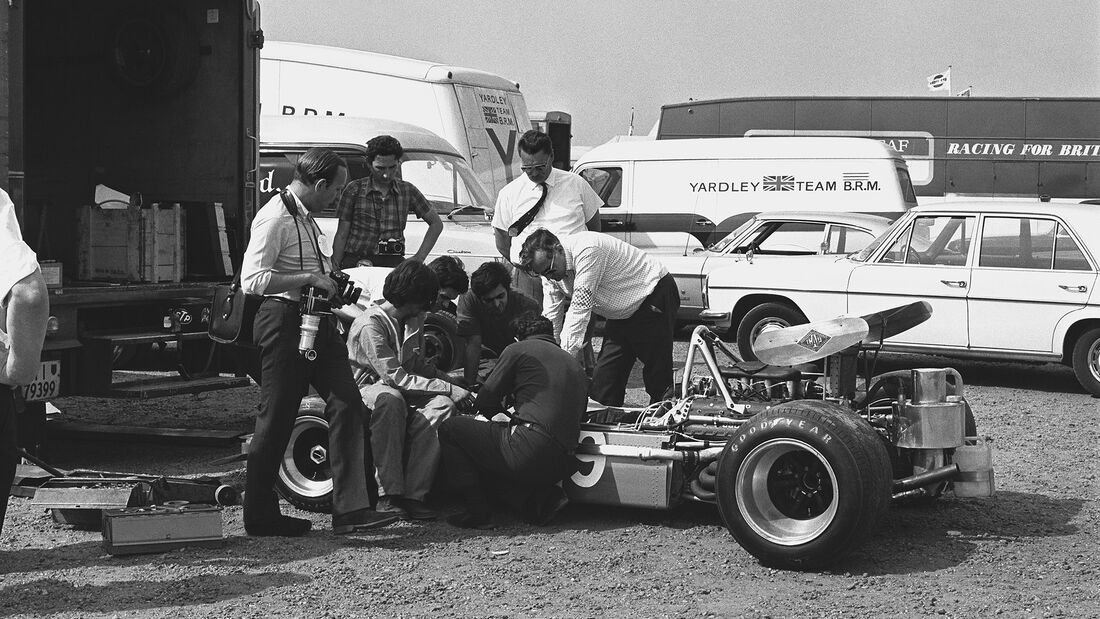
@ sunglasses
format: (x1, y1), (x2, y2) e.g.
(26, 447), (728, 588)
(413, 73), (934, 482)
(520, 162), (552, 173)
(527, 251), (556, 277)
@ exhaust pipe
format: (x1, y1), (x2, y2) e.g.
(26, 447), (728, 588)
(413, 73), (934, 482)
(892, 463), (959, 494)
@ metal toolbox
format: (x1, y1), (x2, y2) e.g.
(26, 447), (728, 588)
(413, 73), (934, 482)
(102, 502), (223, 556)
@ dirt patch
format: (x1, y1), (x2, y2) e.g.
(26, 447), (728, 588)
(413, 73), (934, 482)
(2, 351), (1098, 618)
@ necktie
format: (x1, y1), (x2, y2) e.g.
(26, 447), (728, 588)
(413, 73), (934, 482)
(508, 182), (548, 237)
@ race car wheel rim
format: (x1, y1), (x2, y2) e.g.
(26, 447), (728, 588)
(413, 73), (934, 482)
(735, 438), (838, 546)
(279, 416), (332, 499)
(423, 326), (453, 369)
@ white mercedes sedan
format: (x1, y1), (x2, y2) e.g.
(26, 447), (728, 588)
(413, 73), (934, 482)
(656, 211), (893, 320)
(702, 201), (1100, 396)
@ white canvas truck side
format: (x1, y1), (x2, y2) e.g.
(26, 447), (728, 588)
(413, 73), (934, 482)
(573, 136), (918, 254)
(260, 41), (533, 200)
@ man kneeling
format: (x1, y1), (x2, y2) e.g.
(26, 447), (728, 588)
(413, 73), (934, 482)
(438, 312), (587, 529)
(347, 259), (473, 520)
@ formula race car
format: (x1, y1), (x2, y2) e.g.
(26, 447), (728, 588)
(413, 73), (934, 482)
(276, 300), (995, 570)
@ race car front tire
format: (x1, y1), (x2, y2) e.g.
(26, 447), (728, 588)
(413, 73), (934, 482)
(275, 397), (334, 513)
(714, 399), (891, 570)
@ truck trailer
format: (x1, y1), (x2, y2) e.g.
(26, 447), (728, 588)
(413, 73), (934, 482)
(1, 0), (262, 450)
(658, 96), (1100, 203)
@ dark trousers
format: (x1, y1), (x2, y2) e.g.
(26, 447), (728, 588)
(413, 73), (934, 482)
(246, 299), (375, 523)
(590, 274), (680, 406)
(0, 386), (15, 535)
(438, 416), (574, 517)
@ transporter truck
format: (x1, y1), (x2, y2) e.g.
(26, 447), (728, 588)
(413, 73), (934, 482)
(1, 0), (262, 452)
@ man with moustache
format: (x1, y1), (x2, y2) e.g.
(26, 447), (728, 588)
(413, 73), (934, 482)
(331, 134), (444, 268)
(456, 261), (540, 386)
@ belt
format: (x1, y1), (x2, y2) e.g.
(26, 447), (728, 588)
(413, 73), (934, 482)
(264, 296), (299, 307)
(510, 420), (575, 455)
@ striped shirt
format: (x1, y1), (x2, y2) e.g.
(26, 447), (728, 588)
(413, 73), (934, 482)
(543, 232), (668, 356)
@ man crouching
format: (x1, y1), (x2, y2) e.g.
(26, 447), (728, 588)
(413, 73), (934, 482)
(347, 259), (473, 520)
(438, 311), (587, 529)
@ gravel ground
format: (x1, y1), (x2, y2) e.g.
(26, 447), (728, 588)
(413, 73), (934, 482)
(1, 342), (1098, 618)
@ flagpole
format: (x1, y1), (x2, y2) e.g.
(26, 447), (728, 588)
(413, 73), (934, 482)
(628, 106), (635, 136)
(948, 65), (952, 97)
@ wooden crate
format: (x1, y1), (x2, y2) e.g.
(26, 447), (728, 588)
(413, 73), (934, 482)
(77, 204), (186, 283)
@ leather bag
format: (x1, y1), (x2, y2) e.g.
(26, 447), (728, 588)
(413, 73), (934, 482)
(208, 275), (263, 347)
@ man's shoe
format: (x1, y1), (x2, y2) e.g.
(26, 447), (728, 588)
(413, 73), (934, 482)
(376, 496), (409, 519)
(446, 511), (494, 530)
(393, 497), (438, 521)
(535, 490), (570, 526)
(332, 508), (400, 535)
(245, 514), (312, 537)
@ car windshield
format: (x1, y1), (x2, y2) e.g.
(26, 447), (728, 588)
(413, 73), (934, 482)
(709, 218), (759, 252)
(851, 215), (912, 262)
(401, 152), (493, 219)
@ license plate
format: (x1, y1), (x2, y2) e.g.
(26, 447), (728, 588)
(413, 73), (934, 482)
(21, 360), (61, 402)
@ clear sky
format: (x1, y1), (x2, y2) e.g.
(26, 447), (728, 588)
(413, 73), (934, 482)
(260, 0), (1100, 147)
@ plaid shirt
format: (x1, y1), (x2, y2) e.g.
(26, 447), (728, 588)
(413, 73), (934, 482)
(335, 178), (432, 256)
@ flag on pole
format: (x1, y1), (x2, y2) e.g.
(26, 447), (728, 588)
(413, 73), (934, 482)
(958, 86), (972, 97)
(927, 68), (951, 92)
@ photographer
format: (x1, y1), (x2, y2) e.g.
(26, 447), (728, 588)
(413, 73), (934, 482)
(438, 312), (587, 529)
(347, 259), (473, 520)
(240, 148), (397, 536)
(331, 135), (444, 268)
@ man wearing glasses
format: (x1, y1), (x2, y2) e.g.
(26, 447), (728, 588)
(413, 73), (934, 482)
(456, 261), (540, 385)
(491, 130), (602, 300)
(518, 229), (679, 407)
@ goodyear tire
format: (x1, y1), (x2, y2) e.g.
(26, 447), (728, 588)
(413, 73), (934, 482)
(1071, 326), (1100, 397)
(275, 397), (334, 513)
(736, 302), (807, 361)
(715, 400), (891, 570)
(423, 310), (463, 371)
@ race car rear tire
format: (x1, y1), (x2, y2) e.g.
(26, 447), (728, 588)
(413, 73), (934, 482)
(1070, 326), (1100, 397)
(715, 399), (891, 570)
(275, 397), (334, 513)
(736, 302), (807, 361)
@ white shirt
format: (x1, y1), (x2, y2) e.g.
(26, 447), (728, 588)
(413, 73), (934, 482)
(1, 188), (39, 305)
(492, 167), (602, 262)
(543, 232), (668, 357)
(240, 190), (331, 300)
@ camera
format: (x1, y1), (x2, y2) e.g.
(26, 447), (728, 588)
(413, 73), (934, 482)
(297, 272), (363, 360)
(377, 238), (405, 256)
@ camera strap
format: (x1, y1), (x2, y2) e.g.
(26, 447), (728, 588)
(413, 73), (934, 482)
(280, 190), (326, 275)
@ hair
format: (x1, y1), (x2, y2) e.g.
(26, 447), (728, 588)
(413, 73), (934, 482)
(428, 256), (469, 294)
(470, 261), (512, 297)
(517, 129), (553, 157)
(517, 228), (561, 273)
(382, 259), (439, 308)
(510, 311), (554, 340)
(365, 135), (404, 164)
(294, 148), (347, 185)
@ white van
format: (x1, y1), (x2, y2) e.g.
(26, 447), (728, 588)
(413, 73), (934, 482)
(258, 116), (500, 275)
(573, 137), (918, 253)
(260, 41), (533, 199)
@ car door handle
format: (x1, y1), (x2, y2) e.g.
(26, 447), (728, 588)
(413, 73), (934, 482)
(603, 219), (625, 229)
(695, 218), (714, 226)
(940, 280), (967, 288)
(1059, 284), (1088, 293)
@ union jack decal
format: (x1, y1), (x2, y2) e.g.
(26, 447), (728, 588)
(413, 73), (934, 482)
(762, 175), (795, 191)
